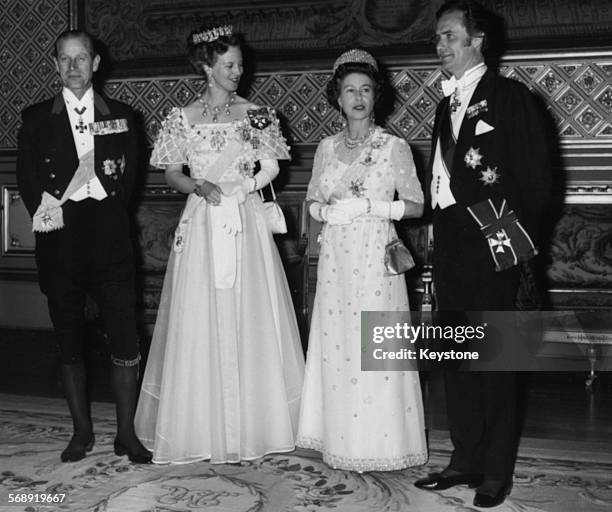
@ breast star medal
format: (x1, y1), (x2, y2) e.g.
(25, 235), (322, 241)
(479, 166), (500, 186)
(464, 147), (483, 169)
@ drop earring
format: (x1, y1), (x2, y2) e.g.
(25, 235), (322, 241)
(331, 111), (346, 133)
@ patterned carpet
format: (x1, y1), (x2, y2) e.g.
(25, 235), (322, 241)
(0, 394), (611, 512)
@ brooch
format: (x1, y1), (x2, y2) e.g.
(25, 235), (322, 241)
(238, 157), (254, 177)
(464, 147), (483, 169)
(210, 129), (228, 152)
(350, 179), (366, 197)
(466, 100), (488, 119)
(479, 166), (500, 186)
(247, 107), (271, 130)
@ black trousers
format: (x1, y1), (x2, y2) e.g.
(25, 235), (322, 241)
(433, 204), (520, 483)
(35, 198), (139, 365)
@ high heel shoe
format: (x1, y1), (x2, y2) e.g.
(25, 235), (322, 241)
(61, 433), (95, 462)
(113, 437), (153, 464)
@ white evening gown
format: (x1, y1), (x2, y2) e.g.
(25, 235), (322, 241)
(135, 107), (305, 464)
(296, 128), (428, 471)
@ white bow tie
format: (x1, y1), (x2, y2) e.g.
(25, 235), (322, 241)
(441, 77), (459, 97)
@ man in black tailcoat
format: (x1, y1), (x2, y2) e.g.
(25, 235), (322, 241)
(414, 1), (551, 507)
(17, 30), (151, 464)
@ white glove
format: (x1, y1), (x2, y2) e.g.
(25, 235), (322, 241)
(370, 200), (406, 220)
(323, 205), (352, 225)
(309, 201), (353, 225)
(218, 179), (253, 204)
(215, 194), (242, 235)
(332, 198), (369, 221)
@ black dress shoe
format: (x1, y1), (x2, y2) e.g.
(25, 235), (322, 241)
(473, 483), (512, 508)
(61, 433), (95, 462)
(415, 472), (483, 491)
(114, 437), (153, 464)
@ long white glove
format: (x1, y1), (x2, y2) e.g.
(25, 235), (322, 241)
(211, 194), (242, 235)
(252, 160), (280, 191)
(369, 199), (406, 220)
(218, 179), (251, 204)
(309, 202), (352, 225)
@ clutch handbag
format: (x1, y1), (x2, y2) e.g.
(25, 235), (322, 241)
(258, 182), (288, 234)
(384, 237), (415, 275)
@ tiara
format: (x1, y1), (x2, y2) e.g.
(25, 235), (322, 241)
(192, 25), (233, 45)
(333, 49), (378, 72)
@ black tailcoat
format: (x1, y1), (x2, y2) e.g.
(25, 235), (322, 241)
(427, 69), (552, 482)
(16, 92), (140, 363)
(17, 92), (138, 268)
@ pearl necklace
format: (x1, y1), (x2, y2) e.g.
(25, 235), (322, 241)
(198, 92), (236, 123)
(343, 126), (374, 150)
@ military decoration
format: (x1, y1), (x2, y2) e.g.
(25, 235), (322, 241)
(489, 230), (512, 253)
(466, 100), (488, 119)
(464, 147), (483, 169)
(89, 118), (128, 135)
(102, 159), (118, 179)
(479, 166), (500, 186)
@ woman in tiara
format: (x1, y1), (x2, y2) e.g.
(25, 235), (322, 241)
(135, 25), (304, 464)
(296, 49), (428, 471)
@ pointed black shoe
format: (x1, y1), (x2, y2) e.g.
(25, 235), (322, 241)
(415, 472), (483, 491)
(114, 437), (153, 464)
(61, 433), (95, 462)
(473, 483), (512, 508)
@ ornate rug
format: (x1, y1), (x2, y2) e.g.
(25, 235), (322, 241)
(0, 394), (610, 512)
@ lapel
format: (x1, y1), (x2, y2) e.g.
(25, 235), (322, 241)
(93, 91), (111, 119)
(92, 92), (111, 174)
(452, 69), (495, 174)
(49, 93), (79, 171)
(431, 96), (450, 150)
(455, 69), (495, 148)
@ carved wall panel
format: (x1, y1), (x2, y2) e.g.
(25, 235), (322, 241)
(78, 0), (612, 73)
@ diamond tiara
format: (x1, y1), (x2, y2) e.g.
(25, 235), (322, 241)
(333, 49), (378, 72)
(192, 25), (233, 45)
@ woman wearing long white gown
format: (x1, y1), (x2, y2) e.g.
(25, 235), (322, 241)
(296, 49), (428, 472)
(135, 25), (304, 464)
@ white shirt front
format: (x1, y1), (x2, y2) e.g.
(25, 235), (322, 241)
(62, 87), (107, 201)
(431, 63), (487, 209)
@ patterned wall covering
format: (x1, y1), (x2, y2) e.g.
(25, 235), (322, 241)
(0, 0), (68, 149)
(96, 52), (612, 149)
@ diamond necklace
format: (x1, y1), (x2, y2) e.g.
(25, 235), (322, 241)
(343, 126), (374, 150)
(198, 92), (236, 123)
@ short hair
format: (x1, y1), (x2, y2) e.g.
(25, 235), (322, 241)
(326, 62), (385, 115)
(436, 0), (489, 52)
(54, 30), (97, 58)
(187, 28), (242, 76)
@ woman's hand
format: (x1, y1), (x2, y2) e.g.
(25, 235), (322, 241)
(332, 198), (369, 220)
(195, 180), (222, 206)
